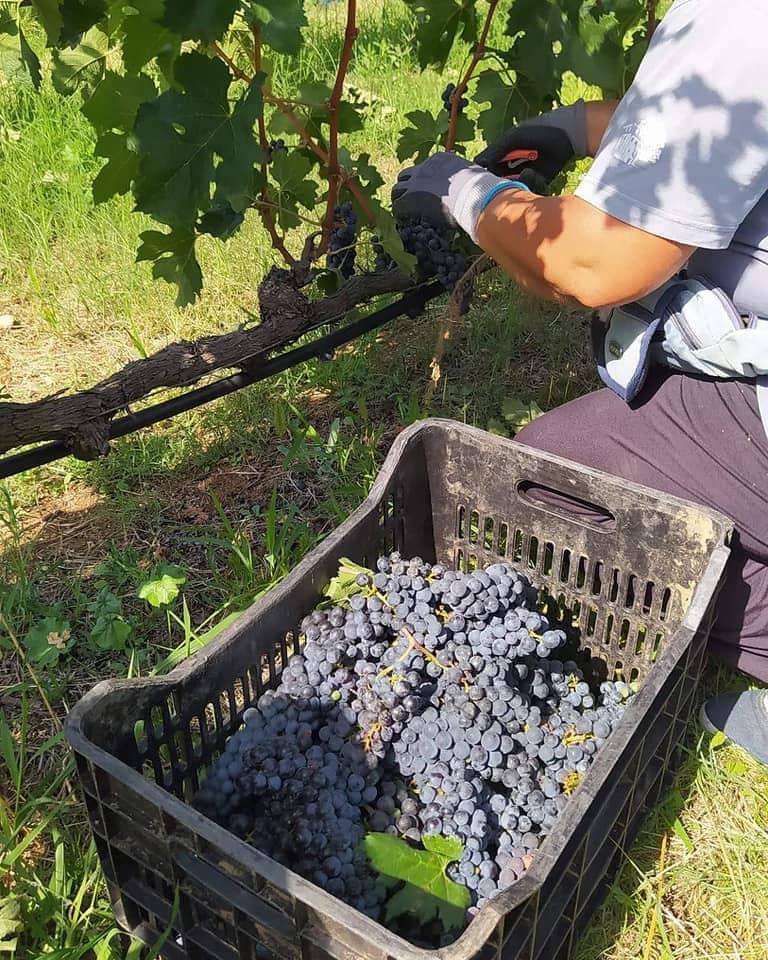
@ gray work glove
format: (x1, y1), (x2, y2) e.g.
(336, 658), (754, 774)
(391, 152), (514, 242)
(475, 100), (588, 193)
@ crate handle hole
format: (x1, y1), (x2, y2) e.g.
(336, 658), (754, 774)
(515, 481), (617, 532)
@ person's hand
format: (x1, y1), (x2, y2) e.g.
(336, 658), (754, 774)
(475, 101), (588, 192)
(391, 152), (510, 241)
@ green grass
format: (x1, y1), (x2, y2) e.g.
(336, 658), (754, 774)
(1, 1), (767, 958)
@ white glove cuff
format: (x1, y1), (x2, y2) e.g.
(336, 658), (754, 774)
(453, 170), (512, 242)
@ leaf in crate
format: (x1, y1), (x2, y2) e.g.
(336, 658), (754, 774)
(363, 832), (470, 930)
(137, 564), (187, 608)
(422, 833), (463, 859)
(323, 557), (373, 605)
(501, 397), (544, 434)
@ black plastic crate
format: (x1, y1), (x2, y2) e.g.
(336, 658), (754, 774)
(65, 419), (732, 960)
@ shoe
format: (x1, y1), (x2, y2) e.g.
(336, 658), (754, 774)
(699, 690), (768, 765)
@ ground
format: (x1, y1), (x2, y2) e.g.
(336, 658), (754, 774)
(1, 2), (767, 959)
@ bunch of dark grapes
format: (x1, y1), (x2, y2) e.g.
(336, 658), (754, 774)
(194, 553), (635, 944)
(398, 217), (468, 293)
(266, 138), (287, 163)
(327, 200), (357, 279)
(441, 83), (469, 115)
(371, 234), (394, 273)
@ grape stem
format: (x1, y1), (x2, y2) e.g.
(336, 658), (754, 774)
(445, 0), (500, 151)
(319, 0), (359, 259)
(251, 25), (296, 267)
(211, 27), (376, 265)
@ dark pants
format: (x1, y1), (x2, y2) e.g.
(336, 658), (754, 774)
(517, 369), (768, 683)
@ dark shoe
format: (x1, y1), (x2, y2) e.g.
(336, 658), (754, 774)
(700, 690), (768, 765)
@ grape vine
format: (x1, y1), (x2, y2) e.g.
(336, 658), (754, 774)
(0, 0), (657, 459)
(0, 0), (655, 308)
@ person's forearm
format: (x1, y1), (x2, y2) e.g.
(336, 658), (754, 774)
(475, 190), (588, 305)
(584, 100), (620, 156)
(475, 188), (693, 309)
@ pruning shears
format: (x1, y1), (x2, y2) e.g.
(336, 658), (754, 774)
(501, 148), (539, 177)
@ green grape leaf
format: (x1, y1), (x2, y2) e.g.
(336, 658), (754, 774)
(335, 100), (365, 135)
(364, 832), (470, 931)
(51, 26), (108, 97)
(120, 3), (178, 74)
(243, 0), (307, 55)
(30, 0), (63, 45)
(198, 199), (245, 239)
(214, 76), (263, 212)
(323, 557), (372, 605)
(59, 0), (108, 48)
(92, 131), (138, 202)
(450, 112), (475, 148)
(136, 228), (202, 306)
(396, 109), (443, 163)
(475, 69), (529, 144)
(296, 79), (332, 109)
(505, 0), (563, 99)
(0, 11), (41, 88)
(137, 563), (187, 607)
(404, 0), (477, 70)
(269, 149), (318, 230)
(559, 9), (626, 96)
(340, 150), (384, 194)
(375, 209), (415, 272)
(132, 52), (232, 227)
(162, 0), (238, 42)
(19, 24), (41, 88)
(23, 616), (74, 668)
(422, 834), (463, 858)
(82, 70), (157, 133)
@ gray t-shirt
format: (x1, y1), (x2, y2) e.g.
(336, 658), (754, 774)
(574, 0), (768, 316)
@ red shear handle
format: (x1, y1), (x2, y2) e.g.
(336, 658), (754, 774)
(500, 148), (539, 164)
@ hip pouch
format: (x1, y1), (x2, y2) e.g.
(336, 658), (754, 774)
(593, 274), (768, 408)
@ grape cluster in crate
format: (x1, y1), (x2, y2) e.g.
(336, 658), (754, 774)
(194, 553), (634, 943)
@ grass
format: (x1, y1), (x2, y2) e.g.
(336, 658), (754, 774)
(1, 1), (767, 958)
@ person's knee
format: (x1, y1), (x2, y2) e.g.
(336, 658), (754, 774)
(516, 407), (574, 455)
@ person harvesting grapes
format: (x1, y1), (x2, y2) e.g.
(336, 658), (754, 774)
(392, 0), (768, 764)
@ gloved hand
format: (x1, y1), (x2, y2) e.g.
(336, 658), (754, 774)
(475, 100), (588, 193)
(391, 152), (518, 242)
